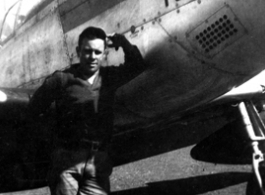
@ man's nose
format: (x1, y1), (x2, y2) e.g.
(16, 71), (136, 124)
(91, 51), (96, 59)
(87, 52), (96, 60)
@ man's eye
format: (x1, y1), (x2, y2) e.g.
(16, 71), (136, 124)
(84, 49), (92, 54)
(95, 51), (102, 55)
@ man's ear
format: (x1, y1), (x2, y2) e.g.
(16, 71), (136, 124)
(76, 46), (80, 57)
(103, 50), (108, 61)
(100, 50), (108, 66)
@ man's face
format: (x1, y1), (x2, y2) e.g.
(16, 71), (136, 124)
(77, 38), (105, 76)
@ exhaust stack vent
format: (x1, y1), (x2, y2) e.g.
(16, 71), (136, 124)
(187, 5), (247, 58)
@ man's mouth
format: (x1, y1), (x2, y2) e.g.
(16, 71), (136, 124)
(90, 63), (97, 67)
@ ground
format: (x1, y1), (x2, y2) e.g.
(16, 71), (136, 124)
(110, 145), (252, 195)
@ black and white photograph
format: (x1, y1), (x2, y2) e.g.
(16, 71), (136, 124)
(0, 0), (264, 194)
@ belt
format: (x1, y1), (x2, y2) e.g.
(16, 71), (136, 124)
(80, 139), (102, 152)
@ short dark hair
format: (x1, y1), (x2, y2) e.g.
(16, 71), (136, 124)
(78, 26), (107, 48)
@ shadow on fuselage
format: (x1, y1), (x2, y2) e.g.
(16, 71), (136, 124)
(110, 104), (249, 166)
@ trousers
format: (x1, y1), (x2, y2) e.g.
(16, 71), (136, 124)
(48, 147), (113, 195)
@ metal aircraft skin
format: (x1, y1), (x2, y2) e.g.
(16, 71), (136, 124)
(1, 0), (265, 194)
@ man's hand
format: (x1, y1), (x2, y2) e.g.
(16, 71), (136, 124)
(107, 33), (131, 51)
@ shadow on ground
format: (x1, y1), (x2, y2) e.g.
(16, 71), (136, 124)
(191, 119), (253, 165)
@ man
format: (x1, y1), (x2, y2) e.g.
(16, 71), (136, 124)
(28, 26), (145, 195)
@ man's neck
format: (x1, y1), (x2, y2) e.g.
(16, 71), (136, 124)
(77, 65), (99, 81)
(87, 71), (99, 84)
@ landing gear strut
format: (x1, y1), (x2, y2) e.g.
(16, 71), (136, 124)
(239, 101), (265, 195)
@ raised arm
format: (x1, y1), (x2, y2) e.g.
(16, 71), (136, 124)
(104, 33), (146, 88)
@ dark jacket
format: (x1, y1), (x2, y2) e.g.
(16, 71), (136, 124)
(28, 45), (144, 143)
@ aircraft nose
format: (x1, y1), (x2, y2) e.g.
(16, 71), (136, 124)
(0, 90), (7, 102)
